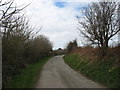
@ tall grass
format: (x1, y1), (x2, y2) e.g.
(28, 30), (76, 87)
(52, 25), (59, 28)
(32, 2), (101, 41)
(64, 46), (119, 88)
(5, 56), (51, 88)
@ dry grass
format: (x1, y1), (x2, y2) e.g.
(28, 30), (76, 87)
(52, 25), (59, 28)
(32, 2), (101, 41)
(71, 45), (120, 67)
(65, 45), (119, 88)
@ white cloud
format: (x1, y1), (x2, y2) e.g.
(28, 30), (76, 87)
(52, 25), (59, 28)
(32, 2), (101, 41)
(2, 0), (119, 49)
(6, 0), (86, 49)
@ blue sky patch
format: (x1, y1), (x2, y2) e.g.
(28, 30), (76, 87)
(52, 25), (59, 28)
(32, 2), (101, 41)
(75, 6), (87, 11)
(54, 2), (66, 8)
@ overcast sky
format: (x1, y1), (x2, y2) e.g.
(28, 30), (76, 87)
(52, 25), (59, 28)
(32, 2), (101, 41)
(6, 0), (118, 49)
(5, 0), (90, 50)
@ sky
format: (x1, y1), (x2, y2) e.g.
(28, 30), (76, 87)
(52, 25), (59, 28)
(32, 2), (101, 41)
(3, 0), (119, 49)
(11, 0), (90, 50)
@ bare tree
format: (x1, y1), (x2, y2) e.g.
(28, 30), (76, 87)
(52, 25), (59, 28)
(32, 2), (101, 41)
(1, 0), (49, 88)
(67, 40), (78, 53)
(77, 1), (120, 55)
(0, 0), (29, 34)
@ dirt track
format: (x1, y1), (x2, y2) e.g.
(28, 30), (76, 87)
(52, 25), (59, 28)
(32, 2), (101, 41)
(35, 55), (107, 88)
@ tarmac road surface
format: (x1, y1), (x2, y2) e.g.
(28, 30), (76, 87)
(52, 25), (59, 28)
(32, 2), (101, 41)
(35, 55), (107, 88)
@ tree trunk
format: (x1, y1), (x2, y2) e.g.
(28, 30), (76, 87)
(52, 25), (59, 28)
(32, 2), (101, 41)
(100, 40), (108, 58)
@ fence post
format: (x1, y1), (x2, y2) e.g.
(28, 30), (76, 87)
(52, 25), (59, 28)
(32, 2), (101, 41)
(0, 31), (2, 89)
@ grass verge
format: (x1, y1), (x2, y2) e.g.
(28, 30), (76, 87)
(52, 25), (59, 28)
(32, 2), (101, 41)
(6, 56), (51, 88)
(64, 54), (119, 88)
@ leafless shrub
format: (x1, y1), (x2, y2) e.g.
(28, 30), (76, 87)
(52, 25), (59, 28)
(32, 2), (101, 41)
(66, 40), (78, 53)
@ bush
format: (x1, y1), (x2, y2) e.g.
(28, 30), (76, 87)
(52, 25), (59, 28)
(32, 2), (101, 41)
(1, 1), (53, 87)
(26, 35), (52, 61)
(66, 40), (78, 53)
